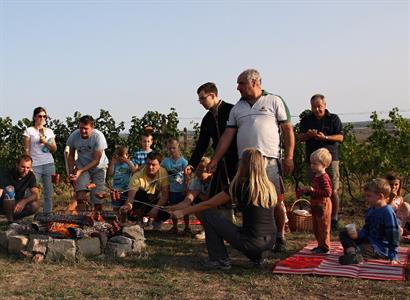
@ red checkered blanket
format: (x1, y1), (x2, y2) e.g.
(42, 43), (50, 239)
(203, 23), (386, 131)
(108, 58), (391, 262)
(273, 241), (408, 281)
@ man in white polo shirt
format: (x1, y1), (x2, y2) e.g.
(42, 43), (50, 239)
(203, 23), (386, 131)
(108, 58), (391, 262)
(208, 69), (295, 252)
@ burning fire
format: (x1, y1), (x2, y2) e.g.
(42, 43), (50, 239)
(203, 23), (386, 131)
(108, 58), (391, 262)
(48, 222), (78, 238)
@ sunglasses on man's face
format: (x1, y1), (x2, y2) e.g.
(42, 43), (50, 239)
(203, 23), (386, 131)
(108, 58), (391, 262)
(37, 115), (47, 119)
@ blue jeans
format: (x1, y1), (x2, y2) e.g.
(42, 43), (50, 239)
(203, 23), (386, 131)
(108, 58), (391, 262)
(32, 163), (55, 213)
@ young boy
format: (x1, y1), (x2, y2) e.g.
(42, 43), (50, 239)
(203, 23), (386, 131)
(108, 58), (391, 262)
(168, 157), (212, 239)
(339, 178), (400, 265)
(131, 133), (154, 171)
(300, 148), (333, 254)
(161, 138), (189, 234)
(107, 145), (137, 210)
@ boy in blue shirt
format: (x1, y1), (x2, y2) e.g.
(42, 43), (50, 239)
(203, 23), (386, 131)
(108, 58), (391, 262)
(161, 138), (188, 234)
(339, 178), (400, 265)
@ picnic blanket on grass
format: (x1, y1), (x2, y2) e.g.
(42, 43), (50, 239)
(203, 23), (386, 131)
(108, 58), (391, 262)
(273, 241), (408, 281)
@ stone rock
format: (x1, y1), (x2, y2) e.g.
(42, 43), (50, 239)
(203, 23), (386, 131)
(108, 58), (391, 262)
(46, 239), (76, 260)
(122, 225), (145, 241)
(90, 232), (108, 250)
(131, 239), (146, 254)
(77, 237), (101, 257)
(20, 250), (34, 258)
(27, 238), (48, 255)
(0, 229), (17, 250)
(29, 234), (51, 241)
(105, 241), (132, 257)
(8, 223), (31, 234)
(8, 235), (29, 255)
(109, 235), (132, 245)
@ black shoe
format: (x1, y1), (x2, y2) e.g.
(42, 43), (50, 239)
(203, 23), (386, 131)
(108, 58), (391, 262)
(200, 258), (232, 270)
(312, 247), (330, 254)
(253, 250), (272, 267)
(331, 220), (339, 231)
(273, 238), (287, 253)
(338, 253), (364, 265)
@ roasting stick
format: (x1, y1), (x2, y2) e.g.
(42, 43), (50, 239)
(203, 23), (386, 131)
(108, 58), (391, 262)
(131, 200), (170, 213)
(106, 171), (184, 194)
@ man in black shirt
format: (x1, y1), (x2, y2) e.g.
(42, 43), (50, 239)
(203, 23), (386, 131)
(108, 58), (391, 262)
(0, 155), (40, 222)
(185, 82), (238, 221)
(299, 94), (344, 229)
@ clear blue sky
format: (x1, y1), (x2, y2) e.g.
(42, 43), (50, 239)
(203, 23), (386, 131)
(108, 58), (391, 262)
(1, 0), (409, 130)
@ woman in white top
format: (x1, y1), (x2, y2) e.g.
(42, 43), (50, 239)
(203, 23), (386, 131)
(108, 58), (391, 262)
(23, 107), (57, 212)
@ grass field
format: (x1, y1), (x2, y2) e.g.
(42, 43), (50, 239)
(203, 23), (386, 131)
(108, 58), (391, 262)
(0, 188), (409, 299)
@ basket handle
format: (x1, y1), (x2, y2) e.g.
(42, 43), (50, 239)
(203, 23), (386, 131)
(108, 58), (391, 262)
(290, 198), (311, 211)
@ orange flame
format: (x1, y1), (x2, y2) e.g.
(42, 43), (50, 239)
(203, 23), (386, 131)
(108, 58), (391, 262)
(48, 222), (78, 237)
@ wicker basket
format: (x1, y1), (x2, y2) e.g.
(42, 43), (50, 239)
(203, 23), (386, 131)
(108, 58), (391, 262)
(287, 199), (313, 232)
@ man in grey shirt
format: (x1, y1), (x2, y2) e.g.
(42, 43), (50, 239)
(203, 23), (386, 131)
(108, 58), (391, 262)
(67, 115), (108, 210)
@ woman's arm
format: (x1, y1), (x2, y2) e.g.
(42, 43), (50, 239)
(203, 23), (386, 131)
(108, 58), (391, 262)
(168, 190), (199, 211)
(173, 191), (230, 219)
(45, 137), (57, 153)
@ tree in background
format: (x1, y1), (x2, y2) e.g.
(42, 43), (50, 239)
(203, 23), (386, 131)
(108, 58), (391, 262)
(127, 108), (181, 155)
(0, 107), (408, 198)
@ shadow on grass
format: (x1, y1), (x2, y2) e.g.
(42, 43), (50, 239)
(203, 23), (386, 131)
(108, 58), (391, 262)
(86, 230), (315, 277)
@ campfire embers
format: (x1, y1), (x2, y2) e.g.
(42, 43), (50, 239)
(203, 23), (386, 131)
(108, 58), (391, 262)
(0, 210), (146, 262)
(32, 210), (122, 239)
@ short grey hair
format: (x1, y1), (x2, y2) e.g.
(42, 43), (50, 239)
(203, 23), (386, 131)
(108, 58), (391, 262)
(239, 69), (262, 84)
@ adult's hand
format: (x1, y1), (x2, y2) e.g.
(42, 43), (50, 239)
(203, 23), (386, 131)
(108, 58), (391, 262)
(120, 202), (132, 213)
(283, 158), (294, 175)
(69, 169), (83, 182)
(315, 131), (327, 141)
(207, 160), (218, 173)
(13, 199), (27, 214)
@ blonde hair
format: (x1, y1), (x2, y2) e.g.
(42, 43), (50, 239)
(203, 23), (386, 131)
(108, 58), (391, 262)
(199, 157), (211, 165)
(229, 148), (276, 208)
(310, 148), (332, 168)
(364, 178), (391, 198)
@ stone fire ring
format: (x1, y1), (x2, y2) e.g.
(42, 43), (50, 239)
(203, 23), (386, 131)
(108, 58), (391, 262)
(0, 222), (146, 262)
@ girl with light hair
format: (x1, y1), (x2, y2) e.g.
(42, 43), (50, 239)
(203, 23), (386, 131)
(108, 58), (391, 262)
(173, 148), (277, 269)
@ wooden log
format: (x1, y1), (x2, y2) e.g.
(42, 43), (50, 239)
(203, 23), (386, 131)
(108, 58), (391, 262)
(34, 213), (94, 226)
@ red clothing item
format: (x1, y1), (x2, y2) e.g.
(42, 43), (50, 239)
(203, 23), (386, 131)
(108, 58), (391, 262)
(309, 173), (333, 251)
(310, 173), (332, 199)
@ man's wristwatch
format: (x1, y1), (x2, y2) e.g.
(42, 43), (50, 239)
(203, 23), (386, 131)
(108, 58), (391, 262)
(325, 136), (329, 140)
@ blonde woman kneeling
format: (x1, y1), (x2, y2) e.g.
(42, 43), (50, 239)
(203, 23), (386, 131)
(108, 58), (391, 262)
(173, 148), (277, 270)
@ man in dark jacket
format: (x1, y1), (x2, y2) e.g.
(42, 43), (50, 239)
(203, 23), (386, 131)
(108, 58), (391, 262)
(186, 82), (238, 221)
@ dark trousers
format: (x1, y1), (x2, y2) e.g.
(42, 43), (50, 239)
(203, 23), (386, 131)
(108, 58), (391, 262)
(200, 210), (275, 262)
(129, 190), (170, 222)
(339, 230), (386, 259)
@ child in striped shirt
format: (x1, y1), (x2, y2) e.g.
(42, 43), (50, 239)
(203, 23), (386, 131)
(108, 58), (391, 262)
(301, 148), (333, 254)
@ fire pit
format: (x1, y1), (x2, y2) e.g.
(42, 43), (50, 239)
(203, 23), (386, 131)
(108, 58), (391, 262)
(0, 210), (146, 262)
